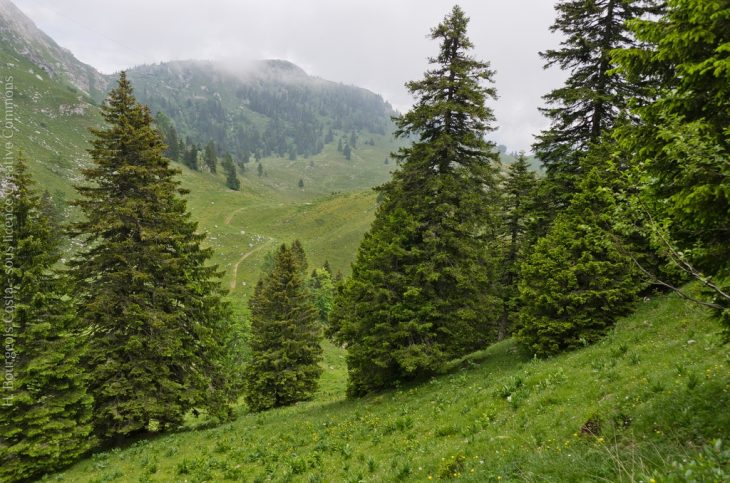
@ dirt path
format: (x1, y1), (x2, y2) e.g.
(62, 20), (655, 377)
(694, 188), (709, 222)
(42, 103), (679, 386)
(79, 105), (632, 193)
(229, 241), (272, 291)
(225, 206), (247, 226)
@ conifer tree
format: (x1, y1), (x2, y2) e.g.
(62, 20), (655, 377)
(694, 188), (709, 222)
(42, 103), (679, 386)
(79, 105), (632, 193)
(290, 239), (308, 273)
(39, 189), (65, 237)
(331, 6), (502, 396)
(343, 144), (351, 160)
(70, 73), (237, 439)
(517, 167), (641, 356)
(534, 0), (661, 204)
(244, 243), (323, 412)
(614, 0), (730, 332)
(184, 144), (199, 171)
(497, 153), (538, 339)
(155, 112), (180, 161)
(257, 162), (264, 177)
(204, 140), (217, 173)
(167, 127), (180, 161)
(0, 156), (94, 481)
(222, 154), (240, 191)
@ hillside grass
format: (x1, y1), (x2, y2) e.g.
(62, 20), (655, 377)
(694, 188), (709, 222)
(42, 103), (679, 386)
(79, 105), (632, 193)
(176, 143), (391, 305)
(7, 47), (396, 303)
(1, 45), (101, 197)
(48, 288), (729, 482)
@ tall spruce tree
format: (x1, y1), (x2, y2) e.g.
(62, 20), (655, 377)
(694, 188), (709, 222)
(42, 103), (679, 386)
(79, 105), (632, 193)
(331, 6), (502, 396)
(70, 73), (237, 440)
(204, 140), (218, 173)
(184, 144), (199, 171)
(517, 167), (641, 356)
(244, 243), (323, 412)
(290, 239), (308, 274)
(222, 154), (240, 191)
(497, 153), (538, 340)
(534, 0), (661, 204)
(0, 156), (94, 481)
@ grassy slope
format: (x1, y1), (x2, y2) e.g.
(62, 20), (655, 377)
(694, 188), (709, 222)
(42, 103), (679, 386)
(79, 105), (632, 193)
(6, 44), (397, 303)
(1, 45), (101, 197)
(178, 135), (396, 304)
(50, 289), (729, 482)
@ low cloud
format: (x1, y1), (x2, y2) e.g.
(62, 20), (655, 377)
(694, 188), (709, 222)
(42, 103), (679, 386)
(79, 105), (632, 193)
(15, 0), (566, 152)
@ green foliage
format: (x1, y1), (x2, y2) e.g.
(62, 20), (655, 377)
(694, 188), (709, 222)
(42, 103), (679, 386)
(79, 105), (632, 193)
(534, 0), (661, 204)
(70, 73), (237, 440)
(221, 154), (240, 191)
(497, 152), (539, 339)
(333, 6), (502, 396)
(244, 243), (323, 412)
(0, 156), (94, 481)
(308, 267), (335, 325)
(613, 0), (730, 332)
(437, 454), (466, 479)
(517, 168), (642, 356)
(290, 239), (308, 274)
(656, 439), (729, 482)
(154, 112), (180, 161)
(184, 143), (199, 171)
(204, 140), (217, 174)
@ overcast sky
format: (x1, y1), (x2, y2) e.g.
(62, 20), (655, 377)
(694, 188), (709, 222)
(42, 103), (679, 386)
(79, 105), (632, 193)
(14, 0), (566, 153)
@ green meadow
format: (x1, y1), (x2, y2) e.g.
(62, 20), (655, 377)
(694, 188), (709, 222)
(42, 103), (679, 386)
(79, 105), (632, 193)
(49, 287), (728, 482)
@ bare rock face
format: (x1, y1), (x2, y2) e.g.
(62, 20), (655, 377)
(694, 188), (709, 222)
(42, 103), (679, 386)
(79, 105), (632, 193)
(0, 0), (110, 99)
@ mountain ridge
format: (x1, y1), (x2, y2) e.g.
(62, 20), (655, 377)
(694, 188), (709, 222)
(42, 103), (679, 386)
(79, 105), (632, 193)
(0, 0), (108, 99)
(126, 58), (397, 161)
(2, 0), (397, 166)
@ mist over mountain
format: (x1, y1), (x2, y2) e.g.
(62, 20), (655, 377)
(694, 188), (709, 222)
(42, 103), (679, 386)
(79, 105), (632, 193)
(1, 0), (397, 165)
(127, 59), (397, 161)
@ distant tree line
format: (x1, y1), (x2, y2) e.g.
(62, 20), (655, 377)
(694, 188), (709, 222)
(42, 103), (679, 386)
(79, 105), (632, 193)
(130, 62), (393, 163)
(154, 113), (242, 191)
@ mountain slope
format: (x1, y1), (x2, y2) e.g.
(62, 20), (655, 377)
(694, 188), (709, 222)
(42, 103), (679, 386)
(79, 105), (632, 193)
(0, 37), (100, 197)
(127, 59), (396, 162)
(0, 0), (398, 299)
(53, 287), (729, 481)
(0, 0), (108, 99)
